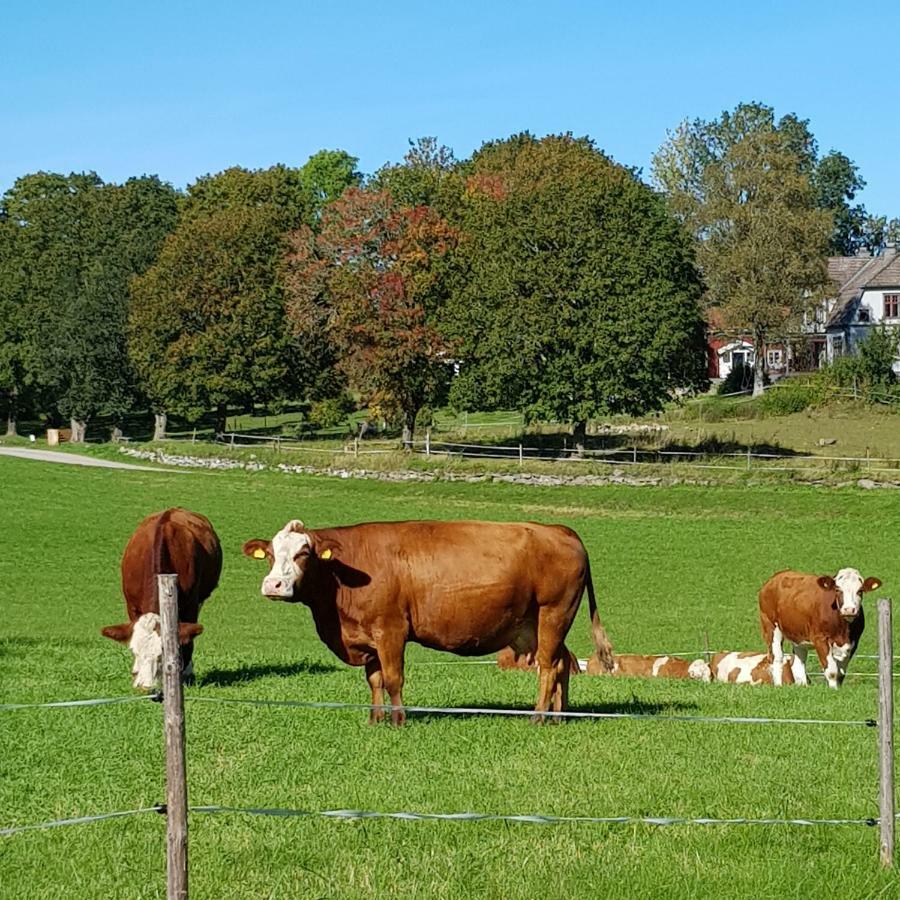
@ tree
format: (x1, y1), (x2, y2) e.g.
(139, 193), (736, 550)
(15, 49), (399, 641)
(812, 151), (867, 255)
(371, 138), (461, 212)
(445, 133), (708, 446)
(283, 188), (458, 445)
(861, 214), (900, 254)
(653, 104), (832, 395)
(299, 150), (362, 219)
(129, 205), (299, 435)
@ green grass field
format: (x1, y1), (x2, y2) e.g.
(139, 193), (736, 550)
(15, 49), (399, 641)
(2, 456), (899, 898)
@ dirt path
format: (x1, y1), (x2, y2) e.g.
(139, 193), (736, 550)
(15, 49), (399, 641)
(0, 447), (181, 472)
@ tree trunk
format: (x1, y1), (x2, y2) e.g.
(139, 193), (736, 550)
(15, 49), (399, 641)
(70, 418), (87, 443)
(214, 403), (227, 436)
(4, 389), (17, 437)
(153, 412), (167, 442)
(572, 420), (588, 456)
(401, 408), (416, 450)
(753, 332), (766, 397)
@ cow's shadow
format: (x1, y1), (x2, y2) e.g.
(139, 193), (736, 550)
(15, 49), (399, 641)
(402, 698), (699, 723)
(198, 659), (340, 687)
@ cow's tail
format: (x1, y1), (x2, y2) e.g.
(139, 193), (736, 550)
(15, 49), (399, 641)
(585, 557), (614, 672)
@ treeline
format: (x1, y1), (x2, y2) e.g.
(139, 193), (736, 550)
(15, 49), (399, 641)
(1, 103), (897, 443)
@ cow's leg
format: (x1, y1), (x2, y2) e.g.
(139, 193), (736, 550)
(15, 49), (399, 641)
(532, 611), (569, 724)
(377, 636), (407, 726)
(181, 642), (196, 686)
(821, 640), (852, 689)
(365, 659), (386, 725)
(791, 644), (809, 686)
(551, 654), (570, 721)
(769, 624), (785, 686)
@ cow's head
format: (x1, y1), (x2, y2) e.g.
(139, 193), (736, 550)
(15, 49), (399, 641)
(243, 519), (338, 601)
(818, 568), (881, 619)
(101, 613), (203, 689)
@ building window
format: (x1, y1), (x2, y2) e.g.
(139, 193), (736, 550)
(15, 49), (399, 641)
(885, 294), (900, 318)
(832, 336), (844, 358)
(766, 349), (783, 367)
(858, 306), (871, 323)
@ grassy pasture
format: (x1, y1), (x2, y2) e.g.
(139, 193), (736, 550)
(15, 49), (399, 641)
(2, 456), (900, 898)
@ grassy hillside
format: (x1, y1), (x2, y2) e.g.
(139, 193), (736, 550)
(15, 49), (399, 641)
(1, 457), (899, 898)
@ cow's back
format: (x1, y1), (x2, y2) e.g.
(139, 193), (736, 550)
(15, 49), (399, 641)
(318, 520), (588, 656)
(121, 508), (222, 621)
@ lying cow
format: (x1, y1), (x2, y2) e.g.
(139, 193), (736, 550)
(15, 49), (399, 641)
(711, 651), (795, 685)
(101, 508), (222, 689)
(244, 518), (614, 724)
(496, 646), (582, 674)
(586, 653), (711, 681)
(759, 568), (881, 688)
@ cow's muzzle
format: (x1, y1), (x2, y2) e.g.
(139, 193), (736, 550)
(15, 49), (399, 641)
(261, 578), (294, 599)
(840, 607), (860, 620)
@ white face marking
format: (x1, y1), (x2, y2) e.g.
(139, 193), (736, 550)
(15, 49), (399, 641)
(261, 520), (311, 598)
(833, 568), (864, 618)
(130, 613), (162, 690)
(651, 656), (670, 677)
(688, 659), (711, 682)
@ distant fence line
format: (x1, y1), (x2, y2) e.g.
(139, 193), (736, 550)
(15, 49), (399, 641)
(210, 430), (900, 474)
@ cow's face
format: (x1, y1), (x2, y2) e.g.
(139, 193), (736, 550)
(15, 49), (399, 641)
(243, 519), (313, 601)
(819, 568), (882, 618)
(101, 614), (204, 689)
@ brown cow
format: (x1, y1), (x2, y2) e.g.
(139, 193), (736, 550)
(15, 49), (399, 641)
(243, 518), (614, 724)
(759, 568), (881, 688)
(586, 653), (711, 681)
(711, 651), (795, 685)
(496, 646), (582, 674)
(101, 508), (222, 689)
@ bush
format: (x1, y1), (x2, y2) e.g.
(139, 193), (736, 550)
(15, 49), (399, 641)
(308, 395), (354, 430)
(717, 362), (768, 395)
(759, 381), (818, 415)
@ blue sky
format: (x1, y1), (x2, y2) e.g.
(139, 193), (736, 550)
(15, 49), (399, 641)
(3, 1), (897, 215)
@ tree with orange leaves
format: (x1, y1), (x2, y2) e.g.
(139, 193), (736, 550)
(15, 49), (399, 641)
(283, 188), (458, 445)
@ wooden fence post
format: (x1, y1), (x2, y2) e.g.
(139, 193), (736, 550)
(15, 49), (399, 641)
(878, 597), (894, 869)
(746, 446), (752, 470)
(425, 429), (431, 457)
(159, 574), (189, 899)
(518, 443), (523, 466)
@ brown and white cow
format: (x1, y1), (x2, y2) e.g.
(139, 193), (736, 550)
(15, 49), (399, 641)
(101, 508), (222, 689)
(586, 653), (711, 681)
(711, 651), (795, 685)
(759, 568), (881, 688)
(243, 519), (614, 724)
(496, 646), (582, 674)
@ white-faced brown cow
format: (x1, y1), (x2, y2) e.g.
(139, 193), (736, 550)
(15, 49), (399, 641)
(101, 508), (222, 689)
(243, 519), (614, 724)
(586, 653), (711, 682)
(711, 651), (795, 685)
(759, 568), (881, 688)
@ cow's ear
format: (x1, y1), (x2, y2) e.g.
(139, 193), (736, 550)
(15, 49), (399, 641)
(242, 539), (270, 560)
(313, 537), (342, 562)
(101, 623), (133, 643)
(178, 623), (203, 645)
(818, 576), (836, 591)
(863, 577), (882, 592)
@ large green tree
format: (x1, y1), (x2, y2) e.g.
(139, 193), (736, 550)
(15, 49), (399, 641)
(653, 104), (833, 395)
(446, 133), (707, 446)
(0, 173), (178, 439)
(129, 205), (299, 435)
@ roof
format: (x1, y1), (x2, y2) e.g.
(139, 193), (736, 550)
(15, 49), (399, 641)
(826, 246), (900, 328)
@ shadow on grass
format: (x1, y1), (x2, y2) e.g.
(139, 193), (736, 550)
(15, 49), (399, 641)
(402, 698), (699, 724)
(198, 659), (340, 687)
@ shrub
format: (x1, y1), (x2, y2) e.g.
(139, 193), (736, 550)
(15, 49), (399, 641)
(717, 362), (768, 395)
(759, 381), (817, 415)
(308, 395), (354, 430)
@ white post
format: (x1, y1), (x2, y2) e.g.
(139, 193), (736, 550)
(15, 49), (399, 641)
(158, 574), (189, 898)
(518, 443), (523, 466)
(878, 597), (894, 869)
(425, 429), (431, 457)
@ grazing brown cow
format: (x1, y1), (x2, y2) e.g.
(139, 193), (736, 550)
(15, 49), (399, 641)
(711, 651), (795, 685)
(586, 653), (711, 681)
(496, 646), (582, 674)
(759, 568), (881, 688)
(243, 519), (614, 724)
(101, 508), (222, 689)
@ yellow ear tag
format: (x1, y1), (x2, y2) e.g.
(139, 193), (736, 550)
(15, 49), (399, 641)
(321, 549), (332, 560)
(253, 548), (266, 559)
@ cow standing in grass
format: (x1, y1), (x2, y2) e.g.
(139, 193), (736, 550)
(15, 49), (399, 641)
(101, 508), (222, 689)
(244, 519), (614, 724)
(759, 568), (881, 688)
